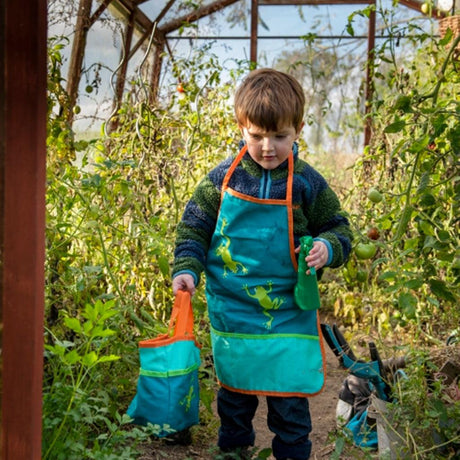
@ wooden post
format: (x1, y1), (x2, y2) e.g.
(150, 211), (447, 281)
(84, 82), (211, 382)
(151, 32), (166, 104)
(66, 0), (93, 122)
(250, 0), (258, 65)
(364, 2), (376, 146)
(113, 12), (135, 116)
(1, 0), (47, 458)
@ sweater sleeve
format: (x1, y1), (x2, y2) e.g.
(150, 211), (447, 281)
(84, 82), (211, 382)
(172, 163), (227, 285)
(302, 167), (353, 268)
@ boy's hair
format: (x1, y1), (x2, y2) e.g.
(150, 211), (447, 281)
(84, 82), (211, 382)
(234, 68), (305, 132)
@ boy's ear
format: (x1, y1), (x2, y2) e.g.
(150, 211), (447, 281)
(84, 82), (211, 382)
(296, 122), (305, 137)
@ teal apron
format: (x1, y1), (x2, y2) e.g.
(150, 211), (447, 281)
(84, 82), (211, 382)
(205, 145), (326, 397)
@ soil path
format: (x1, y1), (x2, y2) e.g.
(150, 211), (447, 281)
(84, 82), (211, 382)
(140, 344), (365, 459)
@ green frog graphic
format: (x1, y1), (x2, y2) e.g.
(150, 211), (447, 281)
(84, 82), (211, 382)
(180, 382), (195, 412)
(215, 218), (248, 277)
(243, 281), (285, 329)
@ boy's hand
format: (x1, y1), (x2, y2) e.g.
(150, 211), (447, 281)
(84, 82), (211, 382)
(173, 274), (196, 296)
(296, 240), (329, 274)
(305, 240), (328, 273)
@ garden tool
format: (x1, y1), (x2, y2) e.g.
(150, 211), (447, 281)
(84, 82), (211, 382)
(294, 235), (320, 311)
(320, 323), (405, 401)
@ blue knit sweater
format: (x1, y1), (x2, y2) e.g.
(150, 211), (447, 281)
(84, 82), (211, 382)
(173, 143), (353, 285)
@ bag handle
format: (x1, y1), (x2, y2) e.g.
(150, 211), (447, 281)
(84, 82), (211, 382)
(168, 290), (194, 337)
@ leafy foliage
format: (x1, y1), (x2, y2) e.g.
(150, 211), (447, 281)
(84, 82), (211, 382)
(338, 7), (459, 340)
(44, 38), (242, 457)
(386, 346), (460, 458)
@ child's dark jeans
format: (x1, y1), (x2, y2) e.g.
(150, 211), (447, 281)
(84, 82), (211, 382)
(217, 387), (312, 460)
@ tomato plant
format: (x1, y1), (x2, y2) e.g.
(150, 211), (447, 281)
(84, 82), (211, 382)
(343, 6), (460, 339)
(44, 37), (246, 457)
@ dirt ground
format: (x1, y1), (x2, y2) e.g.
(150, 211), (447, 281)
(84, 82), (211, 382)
(139, 343), (370, 460)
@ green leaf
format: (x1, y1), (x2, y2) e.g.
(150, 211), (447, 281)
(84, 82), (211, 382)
(256, 448), (272, 459)
(384, 120), (406, 133)
(394, 95), (412, 112)
(398, 292), (417, 318)
(409, 135), (430, 153)
(64, 317), (83, 334)
(429, 279), (457, 302)
(158, 255), (170, 277)
(423, 235), (437, 249)
(83, 320), (93, 336)
(74, 140), (88, 152)
(331, 436), (346, 459)
(447, 126), (460, 154)
(418, 220), (433, 235)
(91, 325), (116, 338)
(83, 301), (97, 322)
(346, 22), (355, 36)
(436, 230), (451, 242)
(440, 28), (453, 47)
(404, 278), (424, 290)
(419, 193), (436, 208)
(416, 172), (430, 194)
(378, 271), (398, 281)
(98, 354), (120, 363)
(64, 349), (81, 365)
(394, 205), (414, 240)
(82, 351), (98, 367)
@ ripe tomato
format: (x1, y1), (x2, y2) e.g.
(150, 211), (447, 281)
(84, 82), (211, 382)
(367, 227), (380, 240)
(177, 83), (185, 93)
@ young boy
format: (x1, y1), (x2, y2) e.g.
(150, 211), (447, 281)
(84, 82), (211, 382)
(172, 68), (352, 460)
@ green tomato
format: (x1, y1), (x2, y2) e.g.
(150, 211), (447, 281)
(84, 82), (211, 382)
(367, 187), (383, 203)
(85, 85), (93, 93)
(355, 243), (377, 260)
(356, 269), (368, 282)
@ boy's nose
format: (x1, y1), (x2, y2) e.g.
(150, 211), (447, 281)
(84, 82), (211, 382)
(262, 136), (274, 150)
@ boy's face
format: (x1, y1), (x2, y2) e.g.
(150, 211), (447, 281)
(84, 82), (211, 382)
(240, 122), (301, 170)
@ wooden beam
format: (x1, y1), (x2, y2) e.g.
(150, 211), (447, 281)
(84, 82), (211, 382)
(251, 0), (258, 64)
(89, 0), (115, 27)
(260, 0), (372, 4)
(115, 12), (135, 108)
(151, 32), (166, 104)
(154, 0), (177, 24)
(66, 0), (93, 120)
(127, 22), (157, 61)
(1, 0), (47, 458)
(364, 2), (376, 146)
(110, 0), (153, 32)
(159, 0), (241, 35)
(398, 0), (445, 16)
(260, 0), (446, 13)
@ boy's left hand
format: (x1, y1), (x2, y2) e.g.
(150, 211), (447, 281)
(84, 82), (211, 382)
(296, 240), (329, 274)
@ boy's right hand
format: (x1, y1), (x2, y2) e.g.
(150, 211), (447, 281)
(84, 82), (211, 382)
(172, 274), (196, 296)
